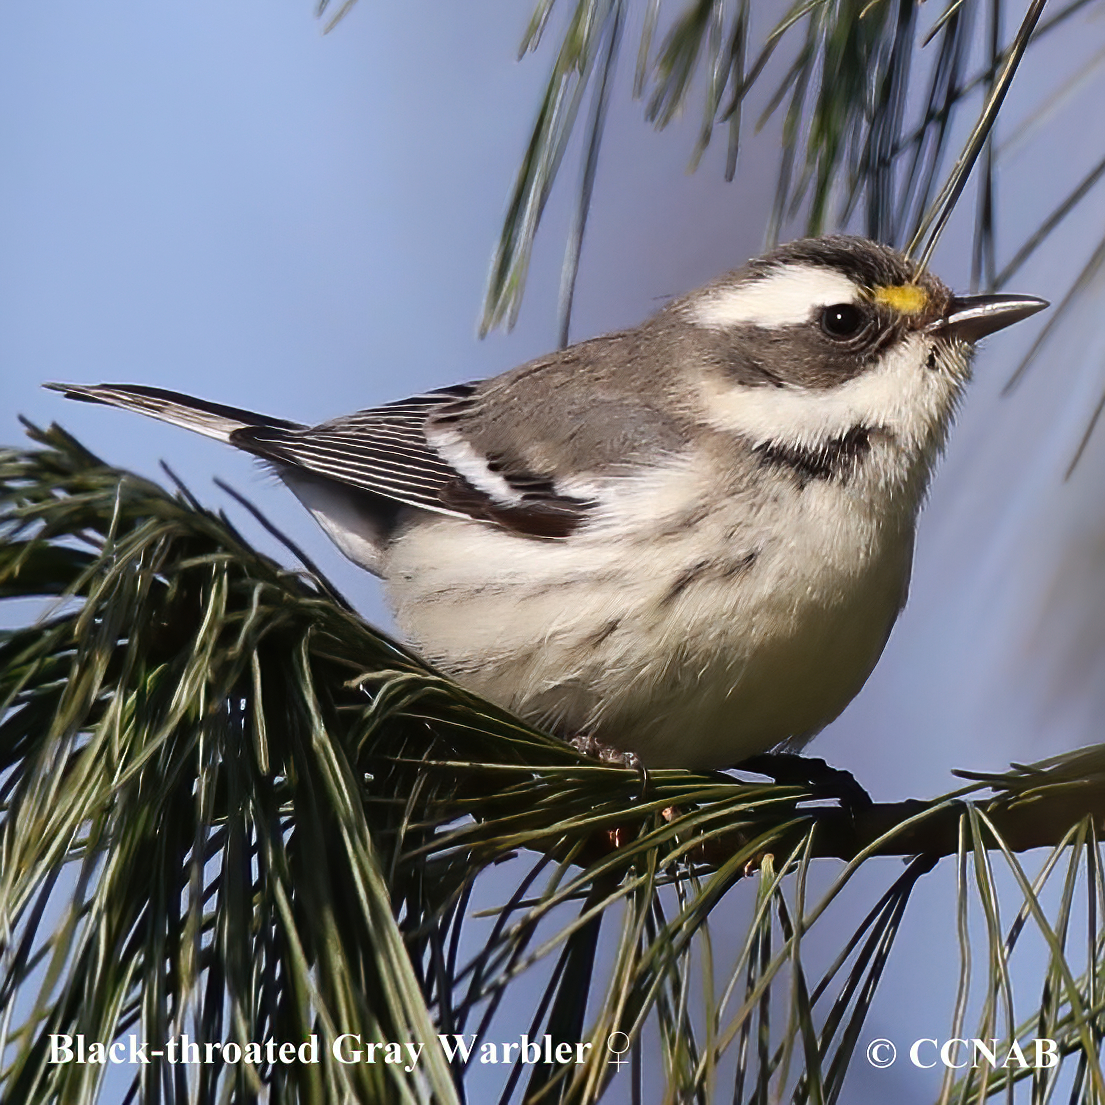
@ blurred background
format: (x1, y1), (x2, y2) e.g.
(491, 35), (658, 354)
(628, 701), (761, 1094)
(2, 1), (1104, 1099)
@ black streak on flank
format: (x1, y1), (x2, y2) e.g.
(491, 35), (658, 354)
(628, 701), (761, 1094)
(586, 618), (622, 647)
(661, 551), (759, 606)
(753, 426), (872, 487)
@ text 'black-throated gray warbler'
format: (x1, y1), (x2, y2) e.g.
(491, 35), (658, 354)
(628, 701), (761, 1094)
(49, 236), (1047, 769)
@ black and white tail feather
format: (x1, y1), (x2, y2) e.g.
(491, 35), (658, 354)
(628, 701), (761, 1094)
(45, 381), (595, 576)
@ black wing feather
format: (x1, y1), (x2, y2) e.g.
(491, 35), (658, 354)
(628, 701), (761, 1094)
(230, 383), (594, 537)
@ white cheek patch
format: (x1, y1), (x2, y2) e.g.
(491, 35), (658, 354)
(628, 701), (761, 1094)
(691, 265), (860, 330)
(701, 334), (965, 451)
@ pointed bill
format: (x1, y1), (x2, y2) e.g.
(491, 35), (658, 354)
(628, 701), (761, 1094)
(926, 293), (1049, 343)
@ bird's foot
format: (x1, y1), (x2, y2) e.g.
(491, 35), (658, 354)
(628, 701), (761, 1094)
(569, 733), (640, 769)
(569, 734), (650, 793)
(735, 752), (872, 809)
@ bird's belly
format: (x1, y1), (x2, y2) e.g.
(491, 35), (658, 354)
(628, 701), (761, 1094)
(607, 565), (907, 767)
(384, 486), (913, 769)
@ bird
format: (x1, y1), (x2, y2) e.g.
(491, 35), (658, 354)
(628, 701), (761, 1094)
(48, 236), (1047, 770)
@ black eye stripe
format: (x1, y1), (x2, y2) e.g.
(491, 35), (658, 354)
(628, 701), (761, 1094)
(698, 304), (905, 391)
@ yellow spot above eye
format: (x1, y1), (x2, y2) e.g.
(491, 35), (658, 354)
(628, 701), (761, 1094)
(873, 284), (929, 315)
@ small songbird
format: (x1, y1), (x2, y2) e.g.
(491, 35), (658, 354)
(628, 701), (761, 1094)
(49, 236), (1046, 769)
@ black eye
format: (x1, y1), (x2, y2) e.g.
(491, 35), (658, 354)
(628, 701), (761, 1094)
(819, 303), (866, 340)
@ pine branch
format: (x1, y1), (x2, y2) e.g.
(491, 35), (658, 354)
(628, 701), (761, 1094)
(701, 778), (1105, 868)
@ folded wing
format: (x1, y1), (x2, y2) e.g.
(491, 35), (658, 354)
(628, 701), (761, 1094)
(47, 381), (596, 538)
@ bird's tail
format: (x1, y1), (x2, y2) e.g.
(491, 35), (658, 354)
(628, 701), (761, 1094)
(44, 382), (305, 442)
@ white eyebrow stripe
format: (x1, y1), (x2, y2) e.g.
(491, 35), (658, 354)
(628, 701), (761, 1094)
(690, 265), (860, 330)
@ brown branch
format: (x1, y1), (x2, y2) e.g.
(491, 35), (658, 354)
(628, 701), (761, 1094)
(693, 783), (1105, 868)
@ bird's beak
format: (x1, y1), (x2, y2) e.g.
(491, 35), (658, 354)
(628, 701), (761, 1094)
(926, 293), (1049, 343)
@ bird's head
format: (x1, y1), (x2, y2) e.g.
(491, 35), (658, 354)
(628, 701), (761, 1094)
(662, 235), (1047, 492)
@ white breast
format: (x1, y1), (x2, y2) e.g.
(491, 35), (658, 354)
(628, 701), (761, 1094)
(382, 447), (916, 769)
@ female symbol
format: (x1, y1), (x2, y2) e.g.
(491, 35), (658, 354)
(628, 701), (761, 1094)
(606, 1032), (631, 1070)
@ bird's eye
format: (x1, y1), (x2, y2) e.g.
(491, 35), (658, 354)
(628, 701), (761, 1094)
(819, 303), (867, 341)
